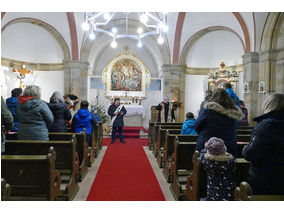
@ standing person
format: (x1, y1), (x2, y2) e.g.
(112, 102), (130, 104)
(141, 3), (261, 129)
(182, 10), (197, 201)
(224, 82), (240, 106)
(48, 91), (71, 132)
(199, 90), (213, 114)
(181, 112), (197, 135)
(6, 88), (22, 131)
(156, 96), (175, 123)
(91, 107), (101, 123)
(239, 100), (249, 126)
(72, 100), (95, 146)
(194, 88), (244, 157)
(108, 98), (127, 144)
(242, 93), (284, 195)
(1, 96), (14, 154)
(201, 137), (236, 201)
(17, 85), (54, 140)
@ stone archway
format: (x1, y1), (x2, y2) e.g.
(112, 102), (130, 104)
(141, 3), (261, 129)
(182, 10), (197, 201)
(2, 17), (71, 62)
(179, 26), (246, 65)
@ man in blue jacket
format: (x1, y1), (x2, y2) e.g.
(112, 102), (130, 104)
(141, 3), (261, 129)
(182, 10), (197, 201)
(6, 88), (22, 131)
(224, 83), (240, 106)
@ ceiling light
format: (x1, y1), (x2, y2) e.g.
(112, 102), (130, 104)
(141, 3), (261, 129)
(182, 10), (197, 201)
(137, 40), (143, 48)
(111, 40), (117, 48)
(82, 21), (90, 31)
(89, 33), (95, 40)
(140, 13), (148, 24)
(104, 13), (111, 20)
(137, 27), (143, 34)
(112, 27), (117, 34)
(157, 36), (164, 44)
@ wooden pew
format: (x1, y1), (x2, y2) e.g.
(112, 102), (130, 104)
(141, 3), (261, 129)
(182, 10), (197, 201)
(49, 131), (89, 180)
(170, 140), (250, 201)
(163, 135), (198, 182)
(150, 122), (183, 151)
(239, 126), (255, 130)
(1, 178), (12, 201)
(156, 129), (182, 168)
(5, 139), (79, 201)
(1, 147), (61, 201)
(236, 129), (252, 135)
(153, 125), (183, 157)
(186, 151), (250, 201)
(235, 182), (284, 201)
(7, 131), (89, 181)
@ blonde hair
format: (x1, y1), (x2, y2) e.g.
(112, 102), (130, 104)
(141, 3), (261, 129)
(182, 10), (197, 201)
(23, 85), (41, 99)
(262, 93), (284, 114)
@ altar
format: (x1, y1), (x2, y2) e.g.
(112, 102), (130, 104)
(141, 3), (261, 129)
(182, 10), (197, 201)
(124, 105), (145, 126)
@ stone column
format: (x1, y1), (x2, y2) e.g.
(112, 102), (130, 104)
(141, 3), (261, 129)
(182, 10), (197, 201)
(276, 49), (284, 93)
(161, 64), (186, 122)
(242, 52), (260, 125)
(64, 60), (89, 101)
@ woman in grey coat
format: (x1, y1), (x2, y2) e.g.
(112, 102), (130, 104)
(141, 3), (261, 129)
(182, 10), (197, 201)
(17, 85), (54, 140)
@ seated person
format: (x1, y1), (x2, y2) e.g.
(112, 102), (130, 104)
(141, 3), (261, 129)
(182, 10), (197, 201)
(72, 101), (95, 146)
(201, 137), (236, 201)
(181, 112), (197, 135)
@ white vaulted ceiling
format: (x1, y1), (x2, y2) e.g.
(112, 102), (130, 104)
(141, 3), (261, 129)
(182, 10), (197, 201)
(1, 12), (270, 72)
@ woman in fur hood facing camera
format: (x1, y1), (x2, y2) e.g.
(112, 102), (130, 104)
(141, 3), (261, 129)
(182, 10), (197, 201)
(194, 88), (244, 157)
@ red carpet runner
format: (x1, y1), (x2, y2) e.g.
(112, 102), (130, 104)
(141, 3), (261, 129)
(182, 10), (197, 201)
(86, 138), (166, 201)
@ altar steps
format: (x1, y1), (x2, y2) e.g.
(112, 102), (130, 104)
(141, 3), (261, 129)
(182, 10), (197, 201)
(115, 126), (147, 138)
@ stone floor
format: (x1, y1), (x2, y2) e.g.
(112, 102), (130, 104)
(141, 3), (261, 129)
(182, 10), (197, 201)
(73, 143), (174, 201)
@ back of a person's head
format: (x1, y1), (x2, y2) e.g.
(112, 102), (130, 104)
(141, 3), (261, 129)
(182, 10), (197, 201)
(80, 100), (89, 109)
(224, 83), (232, 89)
(209, 88), (235, 109)
(262, 93), (284, 114)
(11, 88), (22, 98)
(50, 91), (64, 103)
(23, 85), (41, 99)
(240, 100), (245, 106)
(205, 90), (213, 97)
(186, 112), (194, 119)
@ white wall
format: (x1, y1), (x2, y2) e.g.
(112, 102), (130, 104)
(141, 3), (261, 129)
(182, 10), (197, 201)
(1, 67), (64, 102)
(186, 31), (244, 67)
(184, 74), (208, 119)
(1, 23), (64, 63)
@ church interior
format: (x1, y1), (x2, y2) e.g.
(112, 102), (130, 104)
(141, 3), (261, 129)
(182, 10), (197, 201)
(1, 10), (284, 203)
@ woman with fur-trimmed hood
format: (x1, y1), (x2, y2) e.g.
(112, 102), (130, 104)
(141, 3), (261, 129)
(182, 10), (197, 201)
(201, 137), (236, 201)
(195, 88), (244, 157)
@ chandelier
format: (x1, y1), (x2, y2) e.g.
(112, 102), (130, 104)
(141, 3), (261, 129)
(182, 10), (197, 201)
(81, 12), (168, 48)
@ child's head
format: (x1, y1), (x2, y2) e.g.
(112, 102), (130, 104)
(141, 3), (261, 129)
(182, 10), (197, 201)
(91, 107), (98, 114)
(205, 137), (227, 156)
(186, 112), (194, 120)
(80, 100), (89, 109)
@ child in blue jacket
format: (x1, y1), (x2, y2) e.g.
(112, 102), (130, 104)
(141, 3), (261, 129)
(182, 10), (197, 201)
(181, 112), (197, 135)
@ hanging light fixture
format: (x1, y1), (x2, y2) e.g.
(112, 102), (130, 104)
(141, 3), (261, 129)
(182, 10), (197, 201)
(81, 12), (168, 48)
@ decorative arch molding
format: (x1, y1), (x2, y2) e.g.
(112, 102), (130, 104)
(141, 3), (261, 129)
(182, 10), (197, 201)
(173, 12), (186, 64)
(260, 12), (282, 51)
(66, 12), (79, 60)
(1, 17), (71, 62)
(80, 18), (170, 67)
(1, 12), (6, 20)
(179, 26), (246, 65)
(232, 12), (251, 53)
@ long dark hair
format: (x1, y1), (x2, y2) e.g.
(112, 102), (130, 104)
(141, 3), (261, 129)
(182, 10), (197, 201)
(209, 88), (236, 110)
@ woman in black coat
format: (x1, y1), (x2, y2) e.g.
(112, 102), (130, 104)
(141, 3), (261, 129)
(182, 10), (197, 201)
(242, 93), (284, 195)
(194, 88), (244, 157)
(48, 91), (71, 132)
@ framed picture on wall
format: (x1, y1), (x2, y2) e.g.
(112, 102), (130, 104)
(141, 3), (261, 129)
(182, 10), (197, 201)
(258, 81), (266, 93)
(244, 82), (250, 93)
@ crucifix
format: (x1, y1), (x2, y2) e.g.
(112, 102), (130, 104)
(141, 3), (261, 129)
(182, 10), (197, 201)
(13, 62), (33, 88)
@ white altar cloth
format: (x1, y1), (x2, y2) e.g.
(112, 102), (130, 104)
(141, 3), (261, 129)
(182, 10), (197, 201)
(124, 105), (146, 118)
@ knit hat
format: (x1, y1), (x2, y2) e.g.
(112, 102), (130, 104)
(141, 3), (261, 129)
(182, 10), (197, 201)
(205, 137), (227, 156)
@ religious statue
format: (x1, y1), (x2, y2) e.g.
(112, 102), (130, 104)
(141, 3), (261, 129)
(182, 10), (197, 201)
(13, 62), (34, 89)
(172, 88), (179, 102)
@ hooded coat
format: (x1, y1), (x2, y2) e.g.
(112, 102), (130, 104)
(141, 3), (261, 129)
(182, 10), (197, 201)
(242, 110), (284, 195)
(17, 96), (54, 140)
(48, 103), (71, 132)
(6, 97), (19, 131)
(225, 88), (240, 106)
(181, 118), (197, 135)
(194, 102), (244, 156)
(72, 108), (94, 135)
(1, 96), (14, 153)
(201, 151), (236, 201)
